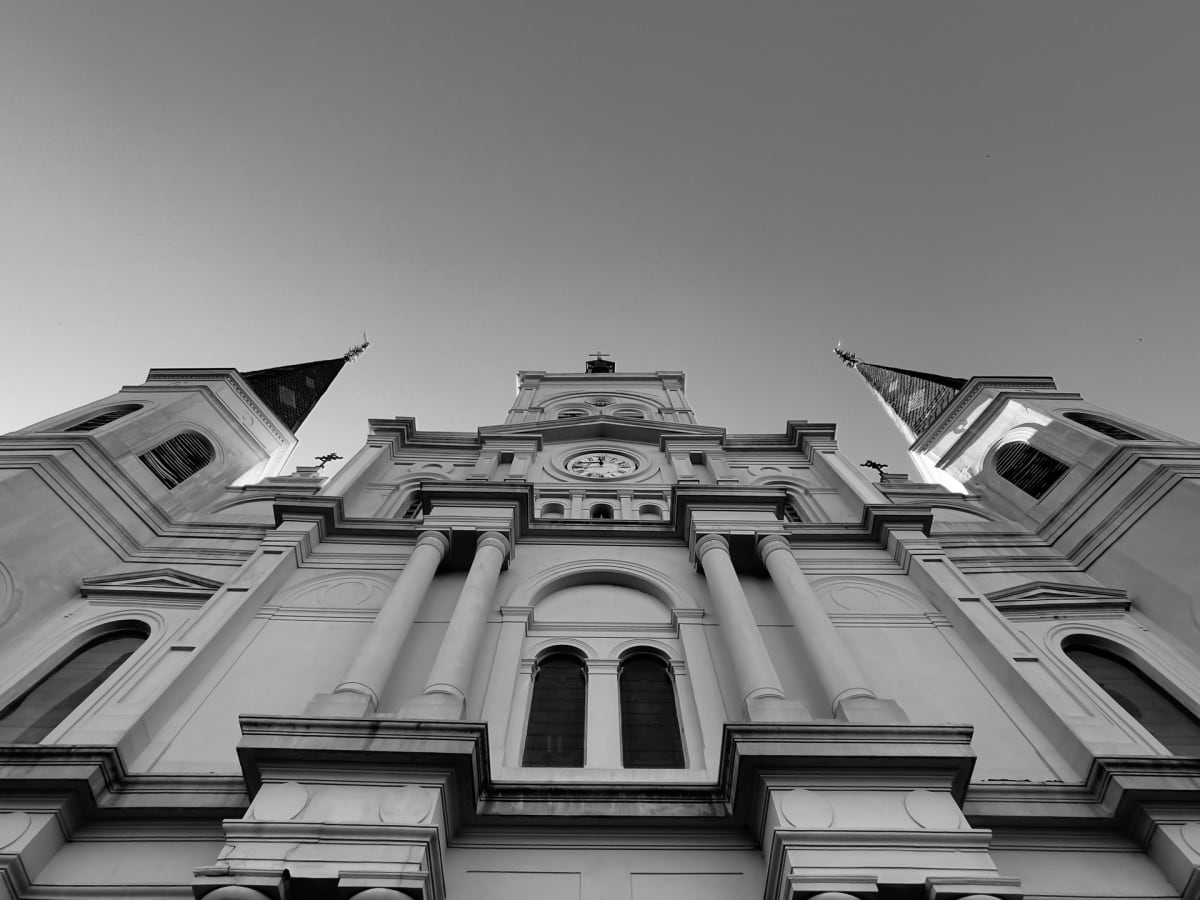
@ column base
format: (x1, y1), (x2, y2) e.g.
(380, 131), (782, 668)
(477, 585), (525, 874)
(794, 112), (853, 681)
(303, 690), (375, 717)
(834, 696), (909, 724)
(746, 696), (812, 722)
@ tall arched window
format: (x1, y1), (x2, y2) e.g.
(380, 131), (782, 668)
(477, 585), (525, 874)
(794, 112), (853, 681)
(139, 431), (215, 489)
(523, 653), (586, 767)
(1066, 643), (1200, 755)
(0, 627), (148, 743)
(63, 404), (143, 432)
(994, 441), (1069, 499)
(619, 653), (684, 768)
(1064, 412), (1146, 441)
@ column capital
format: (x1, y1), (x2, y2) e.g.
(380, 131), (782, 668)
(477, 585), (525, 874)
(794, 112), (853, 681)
(757, 533), (793, 561)
(476, 531), (511, 558)
(414, 530), (451, 556)
(694, 533), (731, 558)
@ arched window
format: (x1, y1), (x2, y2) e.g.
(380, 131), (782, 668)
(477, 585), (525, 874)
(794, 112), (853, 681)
(619, 653), (684, 768)
(1066, 643), (1200, 755)
(994, 441), (1069, 499)
(557, 410), (586, 419)
(541, 502), (565, 519)
(0, 627), (148, 743)
(613, 409), (645, 419)
(523, 653), (586, 767)
(139, 431), (215, 489)
(590, 504), (614, 520)
(638, 504), (663, 521)
(1064, 412), (1146, 441)
(63, 404), (143, 433)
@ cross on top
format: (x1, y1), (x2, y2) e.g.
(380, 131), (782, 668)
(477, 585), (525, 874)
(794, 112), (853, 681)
(585, 352), (616, 374)
(588, 351), (610, 360)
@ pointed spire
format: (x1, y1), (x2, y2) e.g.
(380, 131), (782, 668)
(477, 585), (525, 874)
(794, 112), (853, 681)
(241, 339), (368, 433)
(834, 344), (967, 442)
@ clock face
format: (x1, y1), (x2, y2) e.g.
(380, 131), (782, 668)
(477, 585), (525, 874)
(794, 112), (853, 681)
(566, 451), (638, 479)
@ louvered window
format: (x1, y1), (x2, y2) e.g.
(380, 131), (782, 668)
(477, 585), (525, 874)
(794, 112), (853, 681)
(63, 404), (142, 432)
(620, 654), (684, 768)
(0, 629), (147, 743)
(1066, 645), (1200, 755)
(994, 442), (1069, 499)
(1064, 412), (1145, 441)
(523, 654), (587, 766)
(139, 431), (215, 489)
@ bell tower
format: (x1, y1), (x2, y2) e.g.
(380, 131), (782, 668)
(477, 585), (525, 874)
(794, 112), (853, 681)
(839, 345), (1200, 652)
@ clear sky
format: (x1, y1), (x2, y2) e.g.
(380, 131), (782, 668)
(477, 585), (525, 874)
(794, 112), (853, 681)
(3, 2), (1199, 479)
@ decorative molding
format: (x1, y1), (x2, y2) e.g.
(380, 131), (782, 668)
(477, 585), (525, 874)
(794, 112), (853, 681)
(81, 568), (225, 603)
(987, 580), (1130, 615)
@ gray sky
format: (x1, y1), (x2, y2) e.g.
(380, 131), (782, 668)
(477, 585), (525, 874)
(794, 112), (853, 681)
(3, 2), (1199, 479)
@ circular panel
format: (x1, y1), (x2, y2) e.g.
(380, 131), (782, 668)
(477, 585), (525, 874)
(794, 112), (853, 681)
(903, 789), (963, 829)
(379, 785), (435, 824)
(0, 811), (31, 849)
(830, 585), (884, 612)
(777, 788), (834, 829)
(251, 781), (309, 821)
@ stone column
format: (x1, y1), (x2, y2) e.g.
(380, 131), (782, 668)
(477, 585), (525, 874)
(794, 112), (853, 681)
(694, 534), (808, 722)
(309, 531), (450, 716)
(406, 532), (510, 719)
(758, 535), (906, 723)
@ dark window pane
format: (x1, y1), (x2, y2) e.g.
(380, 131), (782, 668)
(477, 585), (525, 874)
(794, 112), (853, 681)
(995, 442), (1069, 499)
(523, 654), (586, 767)
(1064, 412), (1145, 441)
(591, 505), (613, 520)
(620, 655), (684, 768)
(64, 404), (142, 432)
(1067, 645), (1200, 756)
(139, 431), (214, 489)
(0, 632), (145, 743)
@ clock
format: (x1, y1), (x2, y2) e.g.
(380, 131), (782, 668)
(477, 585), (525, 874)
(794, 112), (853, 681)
(565, 451), (639, 480)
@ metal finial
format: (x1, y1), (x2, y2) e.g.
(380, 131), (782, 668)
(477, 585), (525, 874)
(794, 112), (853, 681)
(834, 342), (859, 368)
(860, 459), (888, 480)
(315, 452), (344, 470)
(344, 333), (370, 363)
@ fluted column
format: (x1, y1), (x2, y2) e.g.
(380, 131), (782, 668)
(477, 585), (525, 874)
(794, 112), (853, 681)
(310, 531), (449, 716)
(695, 534), (808, 722)
(758, 535), (907, 723)
(413, 532), (510, 719)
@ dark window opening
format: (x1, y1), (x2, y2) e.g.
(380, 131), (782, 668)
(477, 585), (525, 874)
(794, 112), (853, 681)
(558, 411), (585, 419)
(1066, 644), (1200, 755)
(1064, 412), (1146, 441)
(401, 497), (422, 519)
(139, 431), (215, 489)
(590, 504), (614, 520)
(994, 442), (1069, 499)
(523, 654), (586, 766)
(620, 654), (685, 768)
(0, 629), (147, 744)
(782, 505), (802, 522)
(63, 404), (143, 432)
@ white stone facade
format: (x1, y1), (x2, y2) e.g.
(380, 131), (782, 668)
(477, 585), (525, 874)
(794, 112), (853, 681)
(0, 361), (1198, 899)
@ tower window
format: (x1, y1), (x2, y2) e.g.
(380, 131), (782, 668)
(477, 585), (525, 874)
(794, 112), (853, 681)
(557, 410), (586, 419)
(400, 497), (423, 519)
(523, 653), (587, 767)
(590, 504), (614, 520)
(620, 654), (684, 768)
(139, 431), (215, 489)
(541, 502), (566, 519)
(781, 505), (802, 523)
(0, 628), (148, 743)
(638, 504), (663, 521)
(1066, 643), (1200, 755)
(994, 441), (1069, 499)
(1064, 412), (1146, 441)
(63, 404), (143, 432)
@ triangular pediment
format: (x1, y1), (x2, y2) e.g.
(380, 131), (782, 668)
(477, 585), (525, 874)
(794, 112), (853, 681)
(987, 580), (1130, 615)
(81, 568), (224, 601)
(481, 417), (725, 447)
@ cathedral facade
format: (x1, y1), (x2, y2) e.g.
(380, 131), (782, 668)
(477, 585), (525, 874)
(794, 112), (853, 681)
(2, 352), (1200, 899)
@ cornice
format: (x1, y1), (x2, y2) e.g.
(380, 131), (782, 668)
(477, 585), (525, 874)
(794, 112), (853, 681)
(143, 368), (292, 444)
